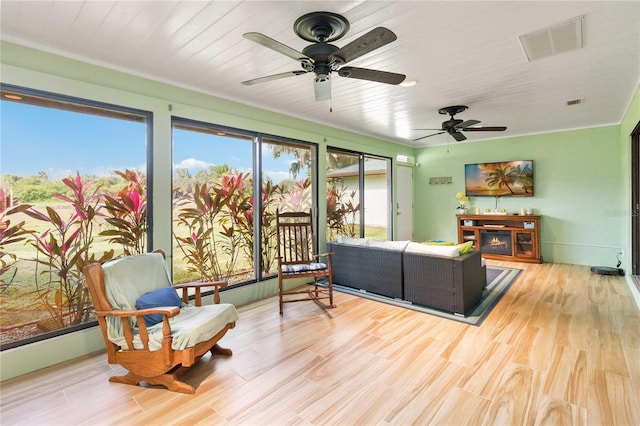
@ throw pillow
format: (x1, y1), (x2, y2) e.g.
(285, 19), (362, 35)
(135, 286), (183, 327)
(458, 241), (474, 255)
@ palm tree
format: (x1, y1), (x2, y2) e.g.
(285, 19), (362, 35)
(510, 163), (533, 194)
(485, 164), (516, 194)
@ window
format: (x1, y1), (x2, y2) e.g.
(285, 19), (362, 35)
(172, 122), (255, 285)
(261, 137), (315, 278)
(171, 119), (317, 285)
(0, 85), (150, 350)
(326, 148), (391, 241)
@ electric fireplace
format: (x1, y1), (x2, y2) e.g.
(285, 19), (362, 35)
(480, 230), (512, 255)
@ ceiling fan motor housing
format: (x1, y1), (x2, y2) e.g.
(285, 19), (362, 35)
(443, 118), (463, 131)
(301, 43), (340, 76)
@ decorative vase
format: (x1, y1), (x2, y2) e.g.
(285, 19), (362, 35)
(457, 207), (467, 215)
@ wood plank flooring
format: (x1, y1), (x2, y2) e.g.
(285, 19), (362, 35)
(1, 261), (639, 425)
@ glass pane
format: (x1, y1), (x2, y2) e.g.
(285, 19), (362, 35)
(326, 150), (360, 241)
(172, 123), (255, 285)
(515, 232), (534, 257)
(363, 156), (390, 240)
(261, 137), (314, 277)
(1, 89), (148, 348)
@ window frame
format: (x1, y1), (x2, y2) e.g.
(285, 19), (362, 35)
(170, 116), (319, 287)
(0, 83), (153, 351)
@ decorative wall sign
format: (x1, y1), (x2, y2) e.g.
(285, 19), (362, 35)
(429, 176), (452, 185)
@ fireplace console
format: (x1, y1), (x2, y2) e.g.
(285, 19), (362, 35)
(456, 214), (542, 263)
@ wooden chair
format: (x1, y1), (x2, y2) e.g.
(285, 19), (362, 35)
(276, 209), (335, 315)
(82, 249), (238, 394)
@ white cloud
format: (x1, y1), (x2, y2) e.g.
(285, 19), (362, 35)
(174, 158), (213, 174)
(263, 169), (291, 184)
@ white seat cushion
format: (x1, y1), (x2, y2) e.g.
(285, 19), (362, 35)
(109, 303), (239, 351)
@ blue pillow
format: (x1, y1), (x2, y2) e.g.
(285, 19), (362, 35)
(135, 287), (183, 327)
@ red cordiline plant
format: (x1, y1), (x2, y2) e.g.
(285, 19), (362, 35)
(174, 180), (234, 282)
(100, 169), (147, 255)
(326, 183), (360, 240)
(0, 215), (31, 291)
(15, 173), (113, 328)
(174, 172), (316, 282)
(257, 180), (282, 275)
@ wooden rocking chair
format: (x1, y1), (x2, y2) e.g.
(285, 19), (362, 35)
(82, 249), (238, 394)
(276, 209), (335, 315)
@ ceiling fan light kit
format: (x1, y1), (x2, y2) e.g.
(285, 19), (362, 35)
(242, 11), (406, 102)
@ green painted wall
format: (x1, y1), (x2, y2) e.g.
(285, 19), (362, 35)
(414, 126), (624, 266)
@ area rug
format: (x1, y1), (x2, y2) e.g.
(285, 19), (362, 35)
(332, 265), (522, 326)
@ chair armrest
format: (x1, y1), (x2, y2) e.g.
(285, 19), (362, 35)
(96, 306), (180, 352)
(174, 280), (229, 305)
(96, 306), (181, 319)
(174, 280), (228, 289)
(314, 252), (334, 259)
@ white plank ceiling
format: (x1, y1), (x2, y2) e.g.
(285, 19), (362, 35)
(1, 1), (639, 147)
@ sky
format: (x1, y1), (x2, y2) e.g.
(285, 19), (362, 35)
(1, 100), (299, 183)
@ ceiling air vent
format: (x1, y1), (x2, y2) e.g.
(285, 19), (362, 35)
(519, 16), (584, 62)
(566, 98), (583, 106)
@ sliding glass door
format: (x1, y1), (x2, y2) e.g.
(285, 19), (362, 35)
(326, 148), (391, 241)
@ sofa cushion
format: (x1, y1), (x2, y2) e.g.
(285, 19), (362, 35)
(367, 239), (410, 251)
(406, 242), (461, 257)
(337, 235), (369, 246)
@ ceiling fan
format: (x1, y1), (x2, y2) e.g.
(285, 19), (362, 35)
(413, 105), (507, 142)
(241, 11), (406, 102)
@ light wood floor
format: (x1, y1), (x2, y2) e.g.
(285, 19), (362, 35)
(1, 261), (639, 425)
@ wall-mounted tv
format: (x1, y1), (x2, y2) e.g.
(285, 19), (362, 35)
(465, 160), (534, 197)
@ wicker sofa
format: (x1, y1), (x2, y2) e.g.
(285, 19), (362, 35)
(327, 239), (487, 316)
(327, 239), (405, 299)
(403, 242), (486, 315)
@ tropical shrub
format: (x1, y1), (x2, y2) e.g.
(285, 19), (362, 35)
(12, 173), (114, 328)
(326, 183), (360, 240)
(0, 216), (30, 291)
(100, 169), (147, 255)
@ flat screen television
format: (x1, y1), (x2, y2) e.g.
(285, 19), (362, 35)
(465, 160), (534, 197)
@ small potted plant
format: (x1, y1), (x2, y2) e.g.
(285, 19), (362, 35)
(456, 192), (469, 214)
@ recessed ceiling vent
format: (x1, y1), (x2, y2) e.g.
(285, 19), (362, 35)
(566, 98), (583, 106)
(519, 16), (584, 62)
